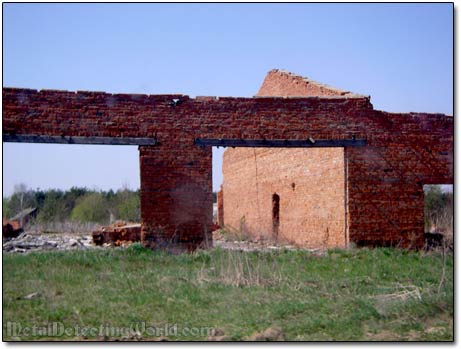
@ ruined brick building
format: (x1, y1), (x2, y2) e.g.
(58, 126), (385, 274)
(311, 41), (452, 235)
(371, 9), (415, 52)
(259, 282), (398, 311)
(3, 69), (453, 251)
(219, 69), (453, 249)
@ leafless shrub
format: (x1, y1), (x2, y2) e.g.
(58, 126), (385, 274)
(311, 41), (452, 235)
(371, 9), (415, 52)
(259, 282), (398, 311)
(217, 224), (252, 242)
(372, 283), (422, 302)
(197, 249), (285, 287)
(436, 209), (453, 251)
(370, 283), (422, 316)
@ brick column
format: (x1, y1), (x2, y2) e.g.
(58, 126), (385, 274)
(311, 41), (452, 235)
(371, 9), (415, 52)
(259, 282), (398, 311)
(346, 146), (425, 249)
(139, 142), (213, 252)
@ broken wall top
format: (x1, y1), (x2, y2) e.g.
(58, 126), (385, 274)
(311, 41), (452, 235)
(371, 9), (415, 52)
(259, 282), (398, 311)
(256, 69), (367, 98)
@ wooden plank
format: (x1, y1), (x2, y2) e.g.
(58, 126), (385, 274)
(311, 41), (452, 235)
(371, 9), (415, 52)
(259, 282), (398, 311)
(195, 138), (366, 148)
(2, 134), (156, 146)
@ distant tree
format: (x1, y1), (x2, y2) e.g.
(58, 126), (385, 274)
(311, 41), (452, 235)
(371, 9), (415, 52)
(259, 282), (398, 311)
(37, 189), (67, 223)
(3, 186), (142, 225)
(115, 189), (140, 222)
(8, 183), (36, 219)
(65, 187), (88, 203)
(104, 189), (116, 201)
(3, 197), (11, 219)
(70, 193), (110, 224)
(212, 192), (217, 203)
(62, 187), (88, 217)
(34, 190), (47, 211)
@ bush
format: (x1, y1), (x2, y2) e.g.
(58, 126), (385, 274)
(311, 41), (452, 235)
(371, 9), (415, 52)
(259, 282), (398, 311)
(114, 189), (140, 222)
(70, 193), (110, 224)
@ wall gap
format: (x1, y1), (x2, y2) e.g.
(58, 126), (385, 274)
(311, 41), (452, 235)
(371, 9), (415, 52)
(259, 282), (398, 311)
(3, 143), (140, 231)
(215, 146), (347, 249)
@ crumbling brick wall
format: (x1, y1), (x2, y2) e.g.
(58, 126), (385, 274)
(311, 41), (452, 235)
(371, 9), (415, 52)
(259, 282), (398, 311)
(3, 70), (453, 250)
(257, 69), (360, 97)
(222, 69), (352, 248)
(346, 111), (453, 247)
(221, 70), (452, 249)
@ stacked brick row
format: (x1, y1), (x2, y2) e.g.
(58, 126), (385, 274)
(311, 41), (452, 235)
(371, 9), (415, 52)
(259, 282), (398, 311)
(92, 222), (141, 246)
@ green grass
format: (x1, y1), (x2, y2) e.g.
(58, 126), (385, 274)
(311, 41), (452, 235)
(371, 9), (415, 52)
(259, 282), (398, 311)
(2, 245), (453, 341)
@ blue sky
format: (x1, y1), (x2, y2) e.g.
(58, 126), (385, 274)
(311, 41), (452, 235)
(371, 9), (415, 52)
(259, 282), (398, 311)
(3, 3), (453, 196)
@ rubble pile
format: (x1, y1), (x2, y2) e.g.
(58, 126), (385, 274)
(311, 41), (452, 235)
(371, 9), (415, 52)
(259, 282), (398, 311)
(2, 222), (318, 254)
(92, 221), (141, 246)
(3, 233), (94, 253)
(2, 221), (142, 253)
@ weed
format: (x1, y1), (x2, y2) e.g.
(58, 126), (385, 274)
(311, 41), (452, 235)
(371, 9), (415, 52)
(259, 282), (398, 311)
(2, 247), (453, 341)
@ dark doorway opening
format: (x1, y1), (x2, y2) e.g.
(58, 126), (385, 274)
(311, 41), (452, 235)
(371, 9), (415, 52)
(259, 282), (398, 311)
(272, 193), (280, 241)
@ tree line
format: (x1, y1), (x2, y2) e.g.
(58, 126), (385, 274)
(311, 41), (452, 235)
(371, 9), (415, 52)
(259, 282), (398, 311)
(3, 184), (140, 225)
(5, 183), (449, 232)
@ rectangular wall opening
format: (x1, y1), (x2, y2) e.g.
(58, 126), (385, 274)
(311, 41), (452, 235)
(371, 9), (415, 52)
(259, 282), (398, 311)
(3, 143), (141, 234)
(423, 184), (453, 248)
(272, 193), (280, 241)
(212, 146), (347, 249)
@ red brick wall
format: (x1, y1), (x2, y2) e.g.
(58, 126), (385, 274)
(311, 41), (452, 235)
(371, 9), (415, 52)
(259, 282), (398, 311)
(139, 143), (212, 252)
(3, 75), (453, 250)
(223, 148), (346, 248)
(222, 70), (453, 249)
(346, 111), (453, 247)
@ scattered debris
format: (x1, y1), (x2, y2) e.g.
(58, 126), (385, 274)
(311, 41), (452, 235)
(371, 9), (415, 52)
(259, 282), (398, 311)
(23, 292), (40, 300)
(3, 232), (94, 253)
(92, 221), (141, 246)
(246, 326), (284, 341)
(207, 328), (231, 341)
(211, 229), (323, 254)
(4, 226), (320, 254)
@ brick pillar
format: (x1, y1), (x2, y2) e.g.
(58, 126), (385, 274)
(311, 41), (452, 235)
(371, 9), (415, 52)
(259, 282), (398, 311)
(346, 146), (425, 249)
(139, 142), (213, 252)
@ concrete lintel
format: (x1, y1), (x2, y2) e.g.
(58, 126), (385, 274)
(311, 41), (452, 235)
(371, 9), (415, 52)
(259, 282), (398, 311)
(194, 138), (366, 148)
(3, 134), (157, 146)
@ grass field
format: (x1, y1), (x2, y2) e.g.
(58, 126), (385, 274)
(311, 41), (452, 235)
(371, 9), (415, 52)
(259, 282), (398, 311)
(2, 245), (453, 341)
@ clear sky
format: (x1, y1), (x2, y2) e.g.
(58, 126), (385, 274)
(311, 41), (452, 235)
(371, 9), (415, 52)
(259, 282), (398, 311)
(3, 3), (453, 196)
